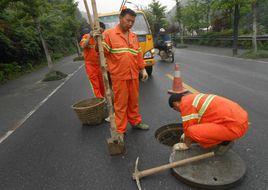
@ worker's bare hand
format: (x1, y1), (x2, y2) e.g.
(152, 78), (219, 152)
(141, 69), (148, 82)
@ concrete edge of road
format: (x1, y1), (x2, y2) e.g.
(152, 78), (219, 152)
(0, 65), (84, 144)
(180, 48), (268, 64)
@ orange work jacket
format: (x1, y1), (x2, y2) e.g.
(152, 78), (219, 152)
(179, 93), (248, 132)
(80, 34), (99, 66)
(102, 25), (145, 80)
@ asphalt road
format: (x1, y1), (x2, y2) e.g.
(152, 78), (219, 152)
(1, 48), (268, 190)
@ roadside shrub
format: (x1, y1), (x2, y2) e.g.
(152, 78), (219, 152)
(73, 56), (84, 62)
(258, 41), (268, 50)
(52, 53), (64, 60)
(0, 71), (5, 83)
(240, 50), (268, 59)
(0, 62), (22, 82)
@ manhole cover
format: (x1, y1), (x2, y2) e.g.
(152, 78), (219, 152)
(169, 144), (246, 189)
(155, 123), (183, 147)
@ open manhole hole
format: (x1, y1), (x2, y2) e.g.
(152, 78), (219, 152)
(155, 123), (183, 147)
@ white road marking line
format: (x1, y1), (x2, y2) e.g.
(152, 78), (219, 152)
(0, 64), (84, 144)
(0, 131), (14, 144)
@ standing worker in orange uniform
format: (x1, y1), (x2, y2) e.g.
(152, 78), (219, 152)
(102, 8), (149, 137)
(80, 22), (106, 98)
(168, 93), (249, 151)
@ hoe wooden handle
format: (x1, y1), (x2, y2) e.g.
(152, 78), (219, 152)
(135, 152), (215, 179)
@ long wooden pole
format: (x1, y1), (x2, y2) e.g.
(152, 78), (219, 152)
(87, 0), (117, 136)
(83, 0), (94, 29)
(119, 0), (127, 11)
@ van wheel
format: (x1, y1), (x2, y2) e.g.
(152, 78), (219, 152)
(146, 66), (153, 76)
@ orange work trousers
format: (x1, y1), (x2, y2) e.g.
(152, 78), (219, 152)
(85, 63), (105, 98)
(185, 121), (248, 148)
(88, 74), (105, 98)
(112, 79), (142, 134)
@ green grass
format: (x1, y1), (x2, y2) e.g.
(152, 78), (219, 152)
(175, 44), (188, 48)
(0, 51), (76, 84)
(73, 56), (84, 62)
(42, 70), (68, 82)
(240, 50), (268, 59)
(0, 61), (49, 84)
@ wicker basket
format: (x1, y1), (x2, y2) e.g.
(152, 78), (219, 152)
(72, 98), (106, 125)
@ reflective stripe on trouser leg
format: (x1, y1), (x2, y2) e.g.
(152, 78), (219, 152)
(89, 75), (104, 98)
(87, 76), (96, 97)
(98, 73), (105, 97)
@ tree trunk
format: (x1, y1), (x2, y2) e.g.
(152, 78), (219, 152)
(252, 1), (257, 53)
(180, 23), (184, 44)
(74, 37), (82, 56)
(233, 3), (240, 56)
(206, 0), (211, 31)
(175, 0), (184, 45)
(34, 17), (53, 71)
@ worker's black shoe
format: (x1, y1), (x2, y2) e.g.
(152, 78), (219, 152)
(214, 141), (234, 156)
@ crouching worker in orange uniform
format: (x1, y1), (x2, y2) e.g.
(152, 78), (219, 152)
(80, 22), (106, 98)
(169, 93), (249, 151)
(102, 9), (149, 137)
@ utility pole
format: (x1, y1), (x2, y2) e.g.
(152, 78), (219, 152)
(252, 0), (258, 53)
(233, 3), (240, 56)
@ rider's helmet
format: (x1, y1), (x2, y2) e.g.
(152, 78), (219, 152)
(159, 28), (166, 33)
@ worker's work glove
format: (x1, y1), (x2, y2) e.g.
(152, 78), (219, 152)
(89, 30), (94, 37)
(172, 143), (190, 152)
(180, 133), (185, 143)
(92, 28), (102, 38)
(141, 69), (148, 82)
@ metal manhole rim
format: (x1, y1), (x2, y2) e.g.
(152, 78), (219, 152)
(155, 123), (183, 147)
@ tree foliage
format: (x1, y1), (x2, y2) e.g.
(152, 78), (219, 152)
(170, 0), (267, 35)
(257, 0), (268, 33)
(181, 0), (209, 34)
(143, 0), (169, 36)
(0, 0), (86, 82)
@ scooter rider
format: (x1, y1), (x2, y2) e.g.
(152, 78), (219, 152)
(155, 28), (171, 52)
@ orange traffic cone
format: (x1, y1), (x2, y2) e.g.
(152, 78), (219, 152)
(168, 63), (188, 94)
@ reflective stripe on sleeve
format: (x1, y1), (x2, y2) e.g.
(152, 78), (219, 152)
(81, 39), (87, 43)
(192, 93), (205, 108)
(182, 114), (199, 122)
(198, 95), (216, 122)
